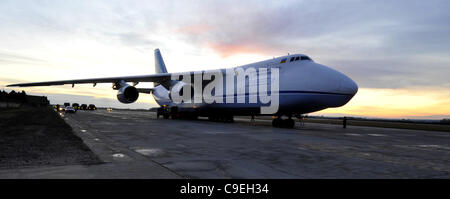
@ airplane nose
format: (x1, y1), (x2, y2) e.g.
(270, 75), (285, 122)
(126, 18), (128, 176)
(304, 63), (358, 108)
(340, 74), (358, 96)
(313, 63), (358, 96)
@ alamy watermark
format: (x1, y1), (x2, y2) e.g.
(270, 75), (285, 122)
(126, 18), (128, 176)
(170, 67), (279, 114)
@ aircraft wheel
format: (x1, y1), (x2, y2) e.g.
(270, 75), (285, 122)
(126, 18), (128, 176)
(184, 113), (198, 120)
(272, 118), (281, 127)
(208, 115), (216, 121)
(224, 115), (234, 123)
(285, 119), (295, 128)
(171, 114), (180, 119)
(272, 118), (295, 128)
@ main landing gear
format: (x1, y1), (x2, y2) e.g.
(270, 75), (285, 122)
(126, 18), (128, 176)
(157, 107), (171, 119)
(208, 115), (234, 123)
(272, 116), (295, 128)
(157, 106), (199, 120)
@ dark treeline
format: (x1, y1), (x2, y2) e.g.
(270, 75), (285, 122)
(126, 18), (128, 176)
(0, 90), (27, 103)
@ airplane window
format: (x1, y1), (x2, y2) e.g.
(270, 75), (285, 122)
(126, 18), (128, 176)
(280, 58), (287, 63)
(290, 57), (295, 62)
(300, 56), (312, 61)
(295, 57), (300, 61)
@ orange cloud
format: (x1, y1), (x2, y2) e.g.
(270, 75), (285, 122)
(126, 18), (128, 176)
(207, 42), (274, 57)
(175, 24), (276, 57)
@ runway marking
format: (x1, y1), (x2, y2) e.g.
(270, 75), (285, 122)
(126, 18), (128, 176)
(345, 133), (363, 137)
(135, 148), (164, 157)
(416, 145), (450, 150)
(112, 153), (125, 158)
(394, 144), (450, 152)
(204, 131), (229, 135)
(367, 134), (388, 137)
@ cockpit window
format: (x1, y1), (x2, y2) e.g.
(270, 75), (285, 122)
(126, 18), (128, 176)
(281, 55), (312, 64)
(300, 56), (312, 61)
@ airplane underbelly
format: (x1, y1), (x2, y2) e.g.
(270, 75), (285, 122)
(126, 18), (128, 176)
(183, 91), (354, 115)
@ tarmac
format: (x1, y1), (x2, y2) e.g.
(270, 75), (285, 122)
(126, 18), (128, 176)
(1, 109), (449, 178)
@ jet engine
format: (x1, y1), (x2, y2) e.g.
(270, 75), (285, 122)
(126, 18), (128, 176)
(117, 84), (139, 104)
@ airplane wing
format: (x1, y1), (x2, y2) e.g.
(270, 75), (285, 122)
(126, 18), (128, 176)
(6, 73), (172, 87)
(6, 69), (225, 88)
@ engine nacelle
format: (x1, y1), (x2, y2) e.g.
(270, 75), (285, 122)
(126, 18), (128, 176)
(152, 85), (170, 102)
(117, 84), (139, 104)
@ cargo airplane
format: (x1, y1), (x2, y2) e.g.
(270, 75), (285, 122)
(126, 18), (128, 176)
(8, 49), (358, 128)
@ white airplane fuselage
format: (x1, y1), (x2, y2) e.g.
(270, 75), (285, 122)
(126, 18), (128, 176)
(151, 54), (358, 116)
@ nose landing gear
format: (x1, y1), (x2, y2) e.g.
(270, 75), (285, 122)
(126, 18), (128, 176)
(272, 116), (295, 128)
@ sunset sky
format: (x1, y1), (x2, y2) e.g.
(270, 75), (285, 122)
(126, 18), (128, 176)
(1, 0), (449, 119)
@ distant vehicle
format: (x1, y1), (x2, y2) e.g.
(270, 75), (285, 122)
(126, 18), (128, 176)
(64, 102), (70, 107)
(65, 106), (76, 113)
(58, 105), (66, 112)
(80, 104), (88, 110)
(107, 108), (113, 112)
(88, 104), (97, 110)
(72, 103), (80, 110)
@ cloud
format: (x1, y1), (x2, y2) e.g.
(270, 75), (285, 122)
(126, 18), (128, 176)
(0, 52), (47, 65)
(173, 0), (450, 89)
(110, 32), (158, 50)
(181, 0), (450, 56)
(326, 57), (450, 89)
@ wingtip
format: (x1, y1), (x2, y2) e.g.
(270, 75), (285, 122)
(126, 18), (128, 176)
(6, 84), (23, 87)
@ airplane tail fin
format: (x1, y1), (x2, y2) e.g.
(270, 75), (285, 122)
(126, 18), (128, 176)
(154, 49), (168, 74)
(153, 49), (173, 89)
